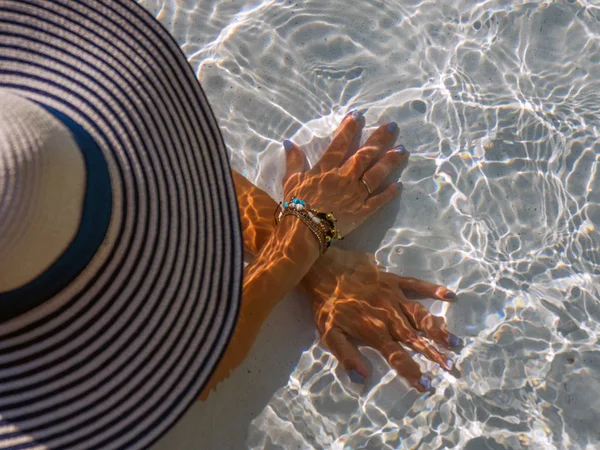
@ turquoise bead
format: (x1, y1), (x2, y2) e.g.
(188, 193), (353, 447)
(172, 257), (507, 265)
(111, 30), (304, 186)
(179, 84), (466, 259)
(291, 197), (306, 205)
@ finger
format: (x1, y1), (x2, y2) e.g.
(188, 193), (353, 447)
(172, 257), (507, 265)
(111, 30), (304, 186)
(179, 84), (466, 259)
(363, 181), (402, 214)
(340, 122), (399, 177)
(379, 273), (457, 302)
(361, 146), (408, 192)
(378, 339), (432, 392)
(362, 121), (398, 149)
(322, 328), (369, 380)
(282, 139), (306, 185)
(395, 295), (455, 351)
(394, 288), (460, 358)
(393, 320), (453, 372)
(381, 297), (453, 372)
(389, 283), (462, 351)
(390, 274), (457, 302)
(317, 111), (363, 172)
(340, 145), (381, 178)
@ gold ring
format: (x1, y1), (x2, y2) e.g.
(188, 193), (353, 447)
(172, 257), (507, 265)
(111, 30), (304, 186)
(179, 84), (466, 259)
(360, 178), (372, 195)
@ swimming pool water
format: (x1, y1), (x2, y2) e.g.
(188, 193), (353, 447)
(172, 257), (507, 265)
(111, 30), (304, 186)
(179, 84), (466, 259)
(143, 0), (600, 448)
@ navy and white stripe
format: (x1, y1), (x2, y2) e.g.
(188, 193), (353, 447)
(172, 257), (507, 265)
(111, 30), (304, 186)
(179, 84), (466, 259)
(0, 102), (113, 321)
(0, 0), (243, 449)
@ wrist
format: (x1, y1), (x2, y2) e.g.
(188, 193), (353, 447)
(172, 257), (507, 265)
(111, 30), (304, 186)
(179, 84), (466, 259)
(278, 197), (344, 253)
(276, 214), (321, 265)
(300, 247), (336, 295)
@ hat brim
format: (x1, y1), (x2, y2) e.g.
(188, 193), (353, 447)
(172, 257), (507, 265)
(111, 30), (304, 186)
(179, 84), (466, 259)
(0, 1), (242, 449)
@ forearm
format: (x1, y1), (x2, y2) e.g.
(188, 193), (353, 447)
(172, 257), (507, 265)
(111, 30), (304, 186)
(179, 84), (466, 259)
(232, 169), (319, 345)
(232, 169), (331, 296)
(232, 170), (277, 257)
(199, 201), (319, 399)
(240, 218), (319, 333)
(232, 170), (337, 293)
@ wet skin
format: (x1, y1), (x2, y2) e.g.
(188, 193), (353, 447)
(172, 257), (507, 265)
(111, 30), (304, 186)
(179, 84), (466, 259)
(199, 111), (461, 399)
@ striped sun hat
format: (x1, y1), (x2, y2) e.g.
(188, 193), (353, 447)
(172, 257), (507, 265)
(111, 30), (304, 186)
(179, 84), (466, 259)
(0, 0), (243, 449)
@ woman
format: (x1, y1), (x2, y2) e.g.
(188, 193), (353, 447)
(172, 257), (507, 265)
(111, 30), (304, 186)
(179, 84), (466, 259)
(200, 111), (460, 398)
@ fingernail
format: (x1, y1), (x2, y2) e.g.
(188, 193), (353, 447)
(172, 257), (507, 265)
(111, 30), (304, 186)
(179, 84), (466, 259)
(418, 375), (432, 391)
(386, 121), (398, 133)
(395, 145), (407, 156)
(445, 291), (457, 300)
(395, 181), (403, 190)
(348, 370), (366, 384)
(351, 110), (362, 120)
(447, 333), (460, 348)
(446, 358), (454, 370)
(283, 139), (294, 152)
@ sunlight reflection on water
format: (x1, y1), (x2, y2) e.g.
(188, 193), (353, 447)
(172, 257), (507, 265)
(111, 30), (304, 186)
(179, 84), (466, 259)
(142, 0), (600, 448)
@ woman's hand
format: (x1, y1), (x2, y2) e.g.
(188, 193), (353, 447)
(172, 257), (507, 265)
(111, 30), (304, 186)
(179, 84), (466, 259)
(283, 111), (407, 236)
(301, 247), (460, 392)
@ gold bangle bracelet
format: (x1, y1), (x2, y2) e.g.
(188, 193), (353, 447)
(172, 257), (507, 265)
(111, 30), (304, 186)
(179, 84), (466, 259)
(275, 198), (343, 253)
(280, 209), (329, 254)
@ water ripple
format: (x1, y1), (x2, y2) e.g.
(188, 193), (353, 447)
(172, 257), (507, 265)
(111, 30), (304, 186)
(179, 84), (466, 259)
(143, 0), (600, 448)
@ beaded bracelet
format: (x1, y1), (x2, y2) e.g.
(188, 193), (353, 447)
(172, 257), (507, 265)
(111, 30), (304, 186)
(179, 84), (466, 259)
(280, 208), (329, 254)
(274, 197), (343, 254)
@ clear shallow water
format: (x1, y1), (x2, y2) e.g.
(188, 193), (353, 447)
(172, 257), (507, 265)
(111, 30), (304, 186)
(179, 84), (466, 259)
(142, 0), (600, 448)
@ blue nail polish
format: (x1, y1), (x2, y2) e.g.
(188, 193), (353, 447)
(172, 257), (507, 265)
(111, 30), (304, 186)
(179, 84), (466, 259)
(395, 181), (403, 190)
(418, 375), (432, 390)
(386, 122), (398, 133)
(445, 291), (457, 300)
(283, 139), (294, 152)
(446, 359), (454, 370)
(395, 145), (407, 157)
(349, 370), (366, 384)
(351, 110), (362, 120)
(448, 334), (460, 348)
